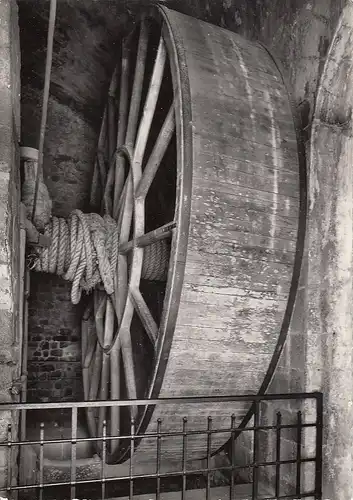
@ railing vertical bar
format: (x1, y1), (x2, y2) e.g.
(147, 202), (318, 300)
(70, 406), (78, 500)
(296, 411), (302, 497)
(6, 424), (12, 496)
(129, 417), (135, 500)
(275, 412), (282, 498)
(39, 422), (45, 500)
(252, 401), (260, 500)
(156, 418), (162, 500)
(206, 416), (212, 500)
(181, 417), (188, 500)
(230, 414), (236, 500)
(101, 419), (107, 500)
(315, 394), (323, 500)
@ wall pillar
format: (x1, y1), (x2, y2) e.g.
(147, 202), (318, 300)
(0, 0), (21, 491)
(306, 3), (353, 498)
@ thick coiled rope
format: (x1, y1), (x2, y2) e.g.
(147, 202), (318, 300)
(142, 240), (170, 281)
(33, 209), (170, 304)
(34, 209), (119, 304)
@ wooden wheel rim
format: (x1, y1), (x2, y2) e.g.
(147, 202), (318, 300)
(84, 6), (192, 464)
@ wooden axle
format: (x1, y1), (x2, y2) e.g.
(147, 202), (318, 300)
(119, 221), (176, 254)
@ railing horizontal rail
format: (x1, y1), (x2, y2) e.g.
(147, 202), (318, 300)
(3, 421), (318, 448)
(0, 391), (322, 410)
(8, 457), (320, 491)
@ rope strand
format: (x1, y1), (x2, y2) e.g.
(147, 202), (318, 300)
(33, 209), (170, 304)
(34, 210), (119, 304)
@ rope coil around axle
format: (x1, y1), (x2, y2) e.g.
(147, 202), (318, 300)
(34, 209), (119, 304)
(33, 209), (170, 304)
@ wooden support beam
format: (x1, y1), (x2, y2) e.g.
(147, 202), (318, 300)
(119, 221), (176, 254)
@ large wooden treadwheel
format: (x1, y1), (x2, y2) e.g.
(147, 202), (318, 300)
(83, 5), (301, 466)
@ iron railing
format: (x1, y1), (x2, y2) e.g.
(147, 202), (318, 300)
(0, 392), (323, 500)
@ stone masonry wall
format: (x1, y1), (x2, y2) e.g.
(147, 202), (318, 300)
(19, 0), (119, 400)
(27, 273), (84, 402)
(0, 0), (21, 492)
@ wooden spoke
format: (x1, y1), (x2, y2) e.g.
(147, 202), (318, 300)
(82, 320), (96, 373)
(119, 221), (176, 255)
(117, 41), (131, 147)
(88, 339), (103, 401)
(116, 178), (128, 224)
(87, 343), (103, 438)
(101, 65), (120, 215)
(85, 16), (178, 463)
(109, 336), (121, 453)
(136, 102), (175, 200)
(125, 21), (150, 146)
(121, 324), (138, 418)
(89, 157), (100, 209)
(108, 66), (118, 160)
(118, 175), (133, 241)
(102, 154), (116, 216)
(114, 146), (134, 237)
(97, 150), (107, 189)
(113, 40), (131, 217)
(130, 287), (158, 347)
(94, 292), (107, 348)
(82, 336), (96, 401)
(133, 34), (167, 173)
(98, 299), (115, 435)
(97, 108), (108, 187)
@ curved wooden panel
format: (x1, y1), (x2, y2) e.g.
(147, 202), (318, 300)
(127, 6), (301, 466)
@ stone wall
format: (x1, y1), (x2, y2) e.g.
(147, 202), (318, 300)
(19, 0), (122, 402)
(27, 273), (84, 402)
(0, 0), (21, 492)
(226, 0), (348, 498)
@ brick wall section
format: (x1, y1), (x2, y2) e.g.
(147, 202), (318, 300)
(0, 0), (21, 492)
(27, 273), (84, 402)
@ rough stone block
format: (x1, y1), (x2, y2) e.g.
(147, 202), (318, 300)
(0, 408), (11, 441)
(0, 47), (10, 98)
(0, 310), (13, 347)
(0, 0), (11, 48)
(0, 465), (7, 492)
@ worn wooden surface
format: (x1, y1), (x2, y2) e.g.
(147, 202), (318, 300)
(110, 6), (300, 466)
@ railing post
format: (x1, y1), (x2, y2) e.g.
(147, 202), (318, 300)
(315, 393), (323, 500)
(275, 411), (282, 498)
(181, 417), (188, 500)
(70, 406), (77, 500)
(7, 424), (12, 497)
(39, 422), (44, 500)
(101, 419), (107, 500)
(156, 418), (162, 500)
(230, 414), (236, 500)
(206, 416), (212, 500)
(252, 401), (260, 500)
(296, 411), (302, 497)
(129, 416), (135, 500)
